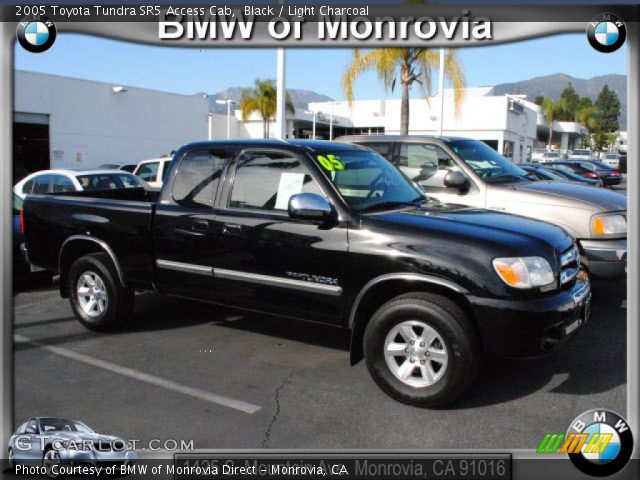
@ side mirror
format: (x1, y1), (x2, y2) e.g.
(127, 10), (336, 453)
(444, 171), (469, 192)
(288, 193), (333, 221)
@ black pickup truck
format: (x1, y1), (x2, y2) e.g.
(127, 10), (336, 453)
(22, 140), (591, 406)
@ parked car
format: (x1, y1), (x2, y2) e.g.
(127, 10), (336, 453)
(603, 153), (621, 169)
(541, 151), (562, 161)
(618, 155), (627, 174)
(98, 163), (138, 173)
(541, 165), (603, 187)
(8, 417), (136, 474)
(546, 160), (622, 187)
(518, 164), (574, 182)
(531, 148), (548, 162)
(22, 140), (591, 407)
(570, 149), (593, 160)
(14, 169), (148, 200)
(133, 156), (172, 188)
(338, 135), (626, 279)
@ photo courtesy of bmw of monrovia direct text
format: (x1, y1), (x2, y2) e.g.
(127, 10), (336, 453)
(0, 1), (637, 480)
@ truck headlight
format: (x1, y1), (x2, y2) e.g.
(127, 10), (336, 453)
(591, 214), (626, 236)
(492, 257), (555, 289)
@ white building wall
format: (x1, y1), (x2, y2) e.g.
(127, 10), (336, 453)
(14, 70), (215, 169)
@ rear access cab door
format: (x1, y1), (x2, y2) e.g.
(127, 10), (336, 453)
(210, 147), (349, 325)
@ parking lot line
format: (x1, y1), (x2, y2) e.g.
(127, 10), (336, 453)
(14, 334), (262, 415)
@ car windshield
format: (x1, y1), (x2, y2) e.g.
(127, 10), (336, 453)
(312, 149), (425, 212)
(76, 173), (143, 190)
(39, 418), (95, 433)
(544, 152), (560, 158)
(584, 160), (614, 170)
(573, 150), (591, 156)
(447, 140), (528, 183)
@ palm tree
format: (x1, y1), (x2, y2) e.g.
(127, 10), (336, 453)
(239, 79), (295, 138)
(341, 48), (466, 134)
(541, 97), (566, 149)
(575, 106), (599, 149)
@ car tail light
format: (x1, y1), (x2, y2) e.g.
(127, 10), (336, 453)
(586, 172), (598, 178)
(19, 209), (25, 234)
(612, 170), (620, 176)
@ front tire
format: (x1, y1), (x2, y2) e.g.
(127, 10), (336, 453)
(363, 292), (480, 407)
(43, 448), (61, 478)
(68, 253), (134, 332)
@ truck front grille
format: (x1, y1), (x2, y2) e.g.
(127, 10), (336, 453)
(559, 244), (580, 287)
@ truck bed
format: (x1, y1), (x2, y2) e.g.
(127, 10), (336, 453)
(23, 187), (158, 290)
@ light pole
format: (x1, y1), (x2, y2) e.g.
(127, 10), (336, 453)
(437, 48), (445, 137)
(215, 99), (236, 139)
(329, 103), (335, 140)
(304, 110), (316, 139)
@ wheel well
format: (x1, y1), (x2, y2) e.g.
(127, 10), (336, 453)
(58, 240), (112, 298)
(348, 279), (479, 365)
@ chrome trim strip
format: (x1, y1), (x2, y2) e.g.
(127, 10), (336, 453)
(156, 259), (213, 276)
(348, 273), (468, 328)
(561, 246), (579, 267)
(59, 235), (127, 287)
(560, 268), (578, 285)
(213, 268), (342, 296)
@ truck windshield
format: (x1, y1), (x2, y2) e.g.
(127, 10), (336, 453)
(448, 140), (529, 184)
(313, 149), (425, 212)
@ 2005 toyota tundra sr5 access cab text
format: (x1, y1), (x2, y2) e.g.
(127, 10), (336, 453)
(22, 140), (591, 406)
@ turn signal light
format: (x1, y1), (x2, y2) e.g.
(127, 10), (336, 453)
(19, 209), (25, 234)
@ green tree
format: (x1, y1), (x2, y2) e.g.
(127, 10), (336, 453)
(575, 106), (599, 149)
(558, 83), (580, 121)
(594, 84), (621, 134)
(342, 48), (466, 134)
(541, 97), (565, 148)
(534, 95), (545, 107)
(239, 79), (295, 138)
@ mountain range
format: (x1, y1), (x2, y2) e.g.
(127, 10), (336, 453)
(489, 73), (627, 128)
(207, 73), (627, 128)
(208, 87), (333, 114)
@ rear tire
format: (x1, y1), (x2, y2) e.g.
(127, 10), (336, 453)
(363, 292), (480, 407)
(68, 253), (134, 332)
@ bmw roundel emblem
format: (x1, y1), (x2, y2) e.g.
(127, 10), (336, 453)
(587, 14), (626, 53)
(567, 409), (634, 477)
(16, 16), (57, 53)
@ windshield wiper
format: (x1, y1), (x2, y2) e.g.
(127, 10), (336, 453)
(360, 197), (426, 212)
(486, 174), (530, 183)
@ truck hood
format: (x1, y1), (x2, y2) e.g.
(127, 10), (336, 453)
(508, 181), (626, 212)
(367, 203), (573, 254)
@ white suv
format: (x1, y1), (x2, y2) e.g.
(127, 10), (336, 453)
(133, 156), (172, 188)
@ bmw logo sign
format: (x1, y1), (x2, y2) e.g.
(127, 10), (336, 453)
(16, 16), (57, 53)
(587, 14), (626, 53)
(567, 409), (634, 476)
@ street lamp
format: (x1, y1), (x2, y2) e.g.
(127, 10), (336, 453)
(215, 99), (237, 139)
(304, 110), (317, 139)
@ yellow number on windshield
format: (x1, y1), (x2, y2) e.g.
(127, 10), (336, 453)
(317, 154), (344, 171)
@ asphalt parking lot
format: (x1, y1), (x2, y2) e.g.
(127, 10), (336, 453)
(13, 272), (626, 452)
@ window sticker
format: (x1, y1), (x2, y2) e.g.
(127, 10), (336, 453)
(316, 154), (345, 171)
(274, 172), (305, 210)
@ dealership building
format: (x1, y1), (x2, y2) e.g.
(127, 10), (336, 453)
(13, 70), (586, 178)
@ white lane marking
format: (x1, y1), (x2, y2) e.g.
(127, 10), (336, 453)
(14, 334), (261, 415)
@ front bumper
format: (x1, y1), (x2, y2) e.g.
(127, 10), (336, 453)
(468, 275), (591, 358)
(579, 238), (627, 278)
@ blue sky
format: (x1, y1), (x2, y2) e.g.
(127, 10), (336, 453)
(15, 33), (627, 100)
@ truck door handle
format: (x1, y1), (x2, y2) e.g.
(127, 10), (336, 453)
(192, 219), (209, 232)
(222, 223), (242, 235)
